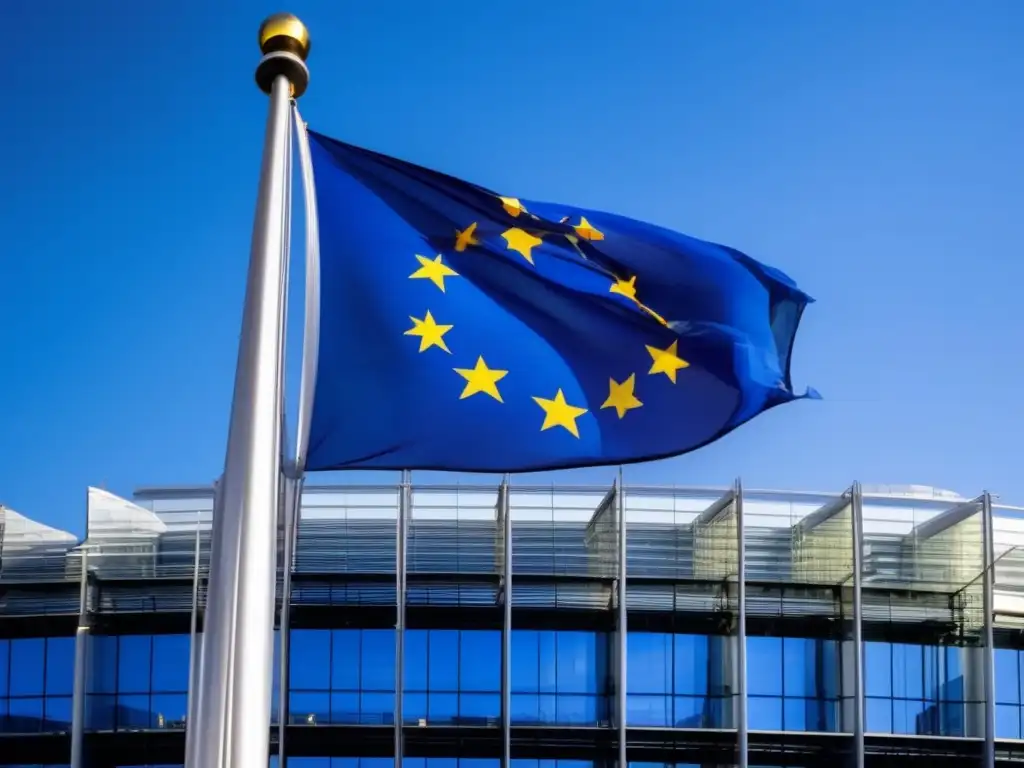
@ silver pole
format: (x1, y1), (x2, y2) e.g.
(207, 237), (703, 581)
(187, 44), (298, 764)
(500, 476), (512, 768)
(278, 476), (302, 768)
(735, 480), (747, 768)
(616, 468), (627, 768)
(184, 509), (203, 752)
(70, 548), (89, 768)
(395, 471), (410, 766)
(982, 491), (995, 768)
(851, 483), (865, 768)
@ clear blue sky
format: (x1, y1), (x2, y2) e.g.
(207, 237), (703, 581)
(2, 0), (1022, 535)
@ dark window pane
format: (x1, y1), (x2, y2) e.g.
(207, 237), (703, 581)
(291, 692), (329, 724)
(428, 631), (458, 692)
(87, 694), (116, 730)
(44, 695), (72, 731)
(627, 693), (669, 726)
(404, 631), (428, 692)
(0, 640), (8, 697)
(460, 631), (499, 692)
(427, 692), (457, 722)
(291, 630), (330, 691)
(627, 634), (669, 695)
(117, 636), (153, 694)
(360, 691), (394, 724)
(460, 692), (499, 719)
(9, 638), (45, 696)
(748, 695), (782, 730)
(864, 643), (892, 697)
(330, 691), (361, 724)
(90, 635), (118, 695)
(116, 694), (151, 729)
(996, 649), (1019, 704)
(331, 630), (361, 691)
(747, 637), (782, 697)
(675, 634), (709, 696)
(45, 637), (75, 697)
(510, 631), (538, 692)
(152, 692), (187, 727)
(361, 630), (395, 692)
(151, 635), (189, 693)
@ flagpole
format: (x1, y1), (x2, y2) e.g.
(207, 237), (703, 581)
(185, 14), (310, 768)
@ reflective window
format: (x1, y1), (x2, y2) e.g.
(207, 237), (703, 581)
(627, 633), (730, 728)
(87, 633), (190, 731)
(404, 629), (500, 724)
(995, 648), (1024, 738)
(746, 636), (841, 732)
(864, 642), (966, 736)
(0, 636), (75, 734)
(510, 630), (609, 726)
(290, 629), (395, 725)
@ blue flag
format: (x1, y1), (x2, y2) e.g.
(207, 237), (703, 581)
(304, 130), (817, 473)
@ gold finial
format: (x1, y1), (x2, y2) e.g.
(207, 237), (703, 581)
(254, 13), (311, 97)
(258, 13), (311, 61)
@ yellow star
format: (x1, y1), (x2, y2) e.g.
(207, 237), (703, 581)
(454, 356), (508, 402)
(499, 196), (527, 217)
(574, 216), (604, 241)
(409, 254), (459, 292)
(646, 339), (689, 383)
(601, 374), (643, 419)
(501, 228), (543, 264)
(610, 275), (637, 301)
(455, 222), (480, 252)
(533, 388), (589, 438)
(404, 311), (453, 353)
(609, 275), (669, 326)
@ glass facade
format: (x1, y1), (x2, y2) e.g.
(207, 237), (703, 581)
(0, 637), (75, 734)
(864, 642), (967, 736)
(2, 481), (1023, 768)
(87, 634), (190, 731)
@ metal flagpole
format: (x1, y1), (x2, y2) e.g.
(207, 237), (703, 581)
(186, 14), (310, 768)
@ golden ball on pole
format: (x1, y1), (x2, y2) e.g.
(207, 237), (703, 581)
(255, 13), (311, 97)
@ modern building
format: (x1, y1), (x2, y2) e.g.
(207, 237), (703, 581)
(3, 480), (1024, 768)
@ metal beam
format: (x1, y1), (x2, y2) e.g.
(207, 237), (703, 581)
(395, 472), (410, 767)
(735, 480), (747, 768)
(70, 548), (90, 768)
(185, 510), (203, 753)
(851, 483), (865, 768)
(278, 477), (301, 768)
(616, 469), (627, 768)
(500, 476), (512, 768)
(982, 491), (995, 768)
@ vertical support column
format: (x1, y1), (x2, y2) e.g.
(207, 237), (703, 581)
(395, 471), (410, 768)
(500, 476), (512, 768)
(616, 469), (627, 768)
(70, 548), (90, 768)
(185, 510), (203, 748)
(850, 483), (866, 768)
(734, 480), (747, 768)
(278, 477), (301, 768)
(982, 491), (996, 768)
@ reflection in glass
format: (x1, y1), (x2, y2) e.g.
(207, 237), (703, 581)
(0, 637), (75, 734)
(864, 641), (966, 736)
(86, 634), (190, 731)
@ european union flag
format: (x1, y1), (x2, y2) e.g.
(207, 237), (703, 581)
(305, 130), (817, 473)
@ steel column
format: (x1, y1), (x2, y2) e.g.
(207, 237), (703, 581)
(734, 480), (748, 768)
(185, 510), (203, 752)
(395, 471), (410, 766)
(500, 477), (512, 768)
(851, 483), (865, 768)
(982, 491), (995, 768)
(278, 477), (301, 767)
(70, 548), (90, 768)
(616, 469), (627, 768)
